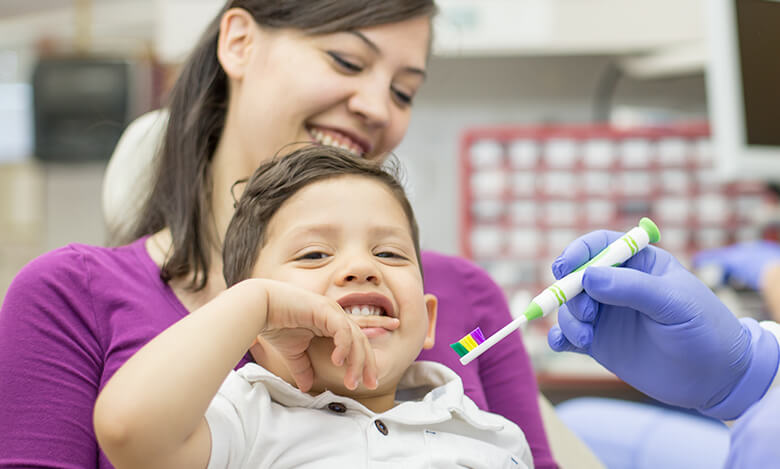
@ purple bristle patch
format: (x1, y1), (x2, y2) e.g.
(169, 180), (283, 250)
(470, 327), (485, 344)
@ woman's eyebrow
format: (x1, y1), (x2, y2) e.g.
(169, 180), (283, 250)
(348, 30), (427, 78)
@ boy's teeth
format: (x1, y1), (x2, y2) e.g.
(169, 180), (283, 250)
(345, 305), (382, 316)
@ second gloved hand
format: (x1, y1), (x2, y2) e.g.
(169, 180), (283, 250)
(693, 240), (780, 290)
(547, 231), (780, 420)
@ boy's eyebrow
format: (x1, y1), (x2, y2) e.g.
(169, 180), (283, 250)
(284, 224), (413, 243)
(347, 30), (427, 79)
(285, 224), (339, 240)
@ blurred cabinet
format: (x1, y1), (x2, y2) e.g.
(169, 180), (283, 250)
(460, 122), (773, 297)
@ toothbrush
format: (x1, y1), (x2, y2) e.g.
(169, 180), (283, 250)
(451, 217), (661, 365)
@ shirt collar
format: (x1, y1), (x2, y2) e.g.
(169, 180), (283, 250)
(234, 361), (504, 431)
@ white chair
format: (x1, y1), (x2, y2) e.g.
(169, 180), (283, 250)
(102, 109), (168, 241)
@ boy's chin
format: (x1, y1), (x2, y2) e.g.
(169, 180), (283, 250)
(306, 350), (411, 396)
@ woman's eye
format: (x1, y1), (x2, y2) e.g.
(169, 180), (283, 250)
(391, 87), (413, 106)
(327, 52), (363, 73)
(297, 252), (329, 261)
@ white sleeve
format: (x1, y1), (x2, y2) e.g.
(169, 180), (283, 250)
(204, 371), (253, 469)
(759, 321), (780, 391)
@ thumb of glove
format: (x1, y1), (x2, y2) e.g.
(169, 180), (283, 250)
(582, 265), (684, 325)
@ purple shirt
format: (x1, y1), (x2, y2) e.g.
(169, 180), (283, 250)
(0, 238), (555, 468)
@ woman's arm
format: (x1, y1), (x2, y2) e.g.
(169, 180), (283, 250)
(0, 249), (104, 468)
(760, 264), (780, 323)
(94, 278), (380, 469)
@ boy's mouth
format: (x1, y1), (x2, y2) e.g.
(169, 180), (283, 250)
(337, 293), (395, 318)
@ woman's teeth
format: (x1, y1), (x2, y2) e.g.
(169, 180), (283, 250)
(309, 128), (363, 156)
(344, 305), (384, 316)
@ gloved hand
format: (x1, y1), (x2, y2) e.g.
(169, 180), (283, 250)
(725, 386), (780, 467)
(547, 230), (780, 420)
(693, 240), (780, 290)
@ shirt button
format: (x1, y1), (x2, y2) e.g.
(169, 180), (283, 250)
(374, 419), (388, 435)
(327, 402), (347, 413)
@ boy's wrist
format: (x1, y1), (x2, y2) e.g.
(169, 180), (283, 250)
(227, 278), (272, 335)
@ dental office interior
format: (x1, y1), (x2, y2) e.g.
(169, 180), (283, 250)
(1, 1), (778, 468)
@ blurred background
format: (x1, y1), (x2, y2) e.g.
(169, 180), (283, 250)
(1, 0), (778, 460)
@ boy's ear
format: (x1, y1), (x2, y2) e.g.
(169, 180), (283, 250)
(217, 8), (256, 80)
(422, 294), (438, 350)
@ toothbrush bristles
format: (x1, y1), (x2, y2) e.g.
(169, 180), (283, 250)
(449, 327), (486, 358)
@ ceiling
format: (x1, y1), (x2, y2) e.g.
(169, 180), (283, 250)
(0, 0), (146, 19)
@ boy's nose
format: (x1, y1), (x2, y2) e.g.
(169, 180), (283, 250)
(337, 258), (381, 286)
(343, 273), (378, 283)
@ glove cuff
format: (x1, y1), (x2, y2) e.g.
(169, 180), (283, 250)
(700, 318), (780, 420)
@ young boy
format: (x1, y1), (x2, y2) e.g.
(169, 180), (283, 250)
(94, 146), (532, 469)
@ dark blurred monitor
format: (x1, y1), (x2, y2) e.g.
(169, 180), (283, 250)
(32, 57), (150, 163)
(706, 0), (780, 180)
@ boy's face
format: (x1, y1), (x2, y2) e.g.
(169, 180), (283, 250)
(249, 175), (437, 396)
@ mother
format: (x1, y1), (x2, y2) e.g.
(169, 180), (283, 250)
(0, 1), (554, 467)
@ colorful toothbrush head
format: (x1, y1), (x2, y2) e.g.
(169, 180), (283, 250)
(449, 327), (486, 358)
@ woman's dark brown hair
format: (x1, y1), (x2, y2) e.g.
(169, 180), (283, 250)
(124, 0), (436, 290)
(222, 145), (421, 287)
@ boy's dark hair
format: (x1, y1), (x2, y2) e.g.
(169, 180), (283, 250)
(222, 145), (421, 287)
(121, 0), (437, 290)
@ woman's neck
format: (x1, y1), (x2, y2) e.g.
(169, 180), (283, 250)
(210, 121), (254, 246)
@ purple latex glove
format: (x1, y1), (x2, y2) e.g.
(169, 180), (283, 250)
(547, 230), (780, 420)
(725, 386), (780, 467)
(693, 240), (780, 290)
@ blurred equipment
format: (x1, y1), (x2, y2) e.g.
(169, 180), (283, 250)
(32, 57), (153, 163)
(706, 0), (780, 180)
(459, 123), (774, 298)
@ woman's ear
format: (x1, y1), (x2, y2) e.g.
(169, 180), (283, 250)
(217, 8), (256, 80)
(422, 294), (438, 350)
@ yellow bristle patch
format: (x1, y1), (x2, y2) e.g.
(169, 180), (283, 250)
(459, 335), (479, 351)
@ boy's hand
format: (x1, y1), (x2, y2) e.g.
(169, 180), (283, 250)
(254, 279), (398, 393)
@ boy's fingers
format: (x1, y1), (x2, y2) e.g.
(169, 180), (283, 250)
(349, 315), (400, 330)
(286, 353), (314, 392)
(361, 334), (378, 389)
(345, 325), (368, 390)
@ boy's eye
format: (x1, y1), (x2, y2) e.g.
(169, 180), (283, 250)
(391, 87), (414, 106)
(375, 251), (406, 260)
(327, 52), (363, 73)
(297, 251), (329, 261)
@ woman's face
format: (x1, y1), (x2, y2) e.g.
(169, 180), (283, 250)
(220, 12), (431, 169)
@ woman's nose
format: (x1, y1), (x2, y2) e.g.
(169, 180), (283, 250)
(347, 78), (390, 128)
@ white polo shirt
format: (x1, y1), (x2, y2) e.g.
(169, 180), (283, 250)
(205, 361), (532, 469)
